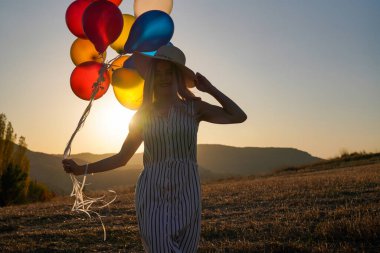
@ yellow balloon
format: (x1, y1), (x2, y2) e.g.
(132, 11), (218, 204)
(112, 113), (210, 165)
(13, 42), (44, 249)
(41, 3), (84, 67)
(70, 38), (106, 66)
(112, 68), (144, 110)
(134, 0), (173, 17)
(110, 14), (136, 54)
(108, 56), (129, 82)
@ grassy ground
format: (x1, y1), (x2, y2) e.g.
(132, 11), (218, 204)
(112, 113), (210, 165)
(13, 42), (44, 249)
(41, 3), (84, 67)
(0, 162), (379, 252)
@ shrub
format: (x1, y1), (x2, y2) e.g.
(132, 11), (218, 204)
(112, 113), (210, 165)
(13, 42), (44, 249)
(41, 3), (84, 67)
(27, 180), (55, 203)
(0, 163), (28, 206)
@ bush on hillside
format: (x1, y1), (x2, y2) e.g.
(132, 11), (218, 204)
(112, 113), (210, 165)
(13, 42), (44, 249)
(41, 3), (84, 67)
(27, 180), (55, 202)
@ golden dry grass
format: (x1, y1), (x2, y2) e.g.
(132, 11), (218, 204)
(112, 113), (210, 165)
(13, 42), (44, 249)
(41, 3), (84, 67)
(0, 162), (379, 252)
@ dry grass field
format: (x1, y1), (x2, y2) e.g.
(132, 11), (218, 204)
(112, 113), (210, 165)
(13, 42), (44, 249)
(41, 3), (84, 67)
(0, 162), (379, 252)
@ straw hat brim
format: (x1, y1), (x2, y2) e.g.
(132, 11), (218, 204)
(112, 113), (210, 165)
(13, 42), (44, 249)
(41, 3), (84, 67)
(131, 51), (196, 88)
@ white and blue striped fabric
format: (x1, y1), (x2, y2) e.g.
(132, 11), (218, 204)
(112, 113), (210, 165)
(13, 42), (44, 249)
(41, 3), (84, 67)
(135, 99), (202, 252)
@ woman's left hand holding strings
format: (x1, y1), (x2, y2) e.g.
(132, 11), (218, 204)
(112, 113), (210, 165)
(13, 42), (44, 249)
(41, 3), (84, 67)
(62, 159), (84, 176)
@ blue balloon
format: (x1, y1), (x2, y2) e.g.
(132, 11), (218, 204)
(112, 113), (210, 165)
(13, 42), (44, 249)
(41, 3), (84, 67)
(124, 10), (174, 54)
(123, 56), (135, 69)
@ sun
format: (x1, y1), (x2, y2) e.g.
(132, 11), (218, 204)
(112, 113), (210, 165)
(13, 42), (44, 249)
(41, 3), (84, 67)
(92, 95), (137, 152)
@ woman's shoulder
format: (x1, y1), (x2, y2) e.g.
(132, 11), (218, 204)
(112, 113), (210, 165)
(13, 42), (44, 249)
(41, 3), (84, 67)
(185, 98), (203, 121)
(191, 98), (204, 112)
(185, 97), (202, 105)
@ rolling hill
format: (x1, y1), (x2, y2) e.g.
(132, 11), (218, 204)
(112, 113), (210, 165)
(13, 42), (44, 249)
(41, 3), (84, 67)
(27, 144), (322, 194)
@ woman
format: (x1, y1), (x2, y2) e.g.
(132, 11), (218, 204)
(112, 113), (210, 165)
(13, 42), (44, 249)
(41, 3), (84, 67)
(62, 45), (247, 252)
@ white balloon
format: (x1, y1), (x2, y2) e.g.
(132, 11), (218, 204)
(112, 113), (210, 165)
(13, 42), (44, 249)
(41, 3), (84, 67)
(134, 0), (173, 17)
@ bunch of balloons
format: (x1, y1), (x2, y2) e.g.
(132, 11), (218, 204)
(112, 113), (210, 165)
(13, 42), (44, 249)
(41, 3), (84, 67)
(66, 0), (174, 110)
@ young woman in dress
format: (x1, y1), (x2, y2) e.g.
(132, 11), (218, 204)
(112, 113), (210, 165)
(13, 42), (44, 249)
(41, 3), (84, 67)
(63, 45), (247, 252)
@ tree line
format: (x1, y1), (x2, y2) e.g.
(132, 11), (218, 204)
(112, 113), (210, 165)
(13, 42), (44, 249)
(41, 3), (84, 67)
(0, 113), (54, 206)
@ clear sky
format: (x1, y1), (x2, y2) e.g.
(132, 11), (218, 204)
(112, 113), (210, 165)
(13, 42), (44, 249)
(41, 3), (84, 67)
(0, 0), (379, 159)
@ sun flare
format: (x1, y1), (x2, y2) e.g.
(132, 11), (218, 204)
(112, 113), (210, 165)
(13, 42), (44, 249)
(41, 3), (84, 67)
(93, 98), (136, 151)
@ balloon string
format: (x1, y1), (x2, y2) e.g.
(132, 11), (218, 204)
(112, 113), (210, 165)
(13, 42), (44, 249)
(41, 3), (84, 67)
(63, 57), (121, 241)
(105, 54), (125, 69)
(107, 54), (123, 64)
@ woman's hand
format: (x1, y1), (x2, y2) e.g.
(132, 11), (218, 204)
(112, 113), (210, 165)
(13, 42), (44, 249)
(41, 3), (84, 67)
(62, 159), (83, 176)
(194, 72), (214, 93)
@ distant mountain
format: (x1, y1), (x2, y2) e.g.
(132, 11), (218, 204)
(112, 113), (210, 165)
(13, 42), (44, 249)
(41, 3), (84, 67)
(27, 144), (322, 195)
(197, 144), (322, 176)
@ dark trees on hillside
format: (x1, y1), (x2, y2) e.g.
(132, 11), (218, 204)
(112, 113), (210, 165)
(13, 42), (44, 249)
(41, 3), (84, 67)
(0, 113), (54, 207)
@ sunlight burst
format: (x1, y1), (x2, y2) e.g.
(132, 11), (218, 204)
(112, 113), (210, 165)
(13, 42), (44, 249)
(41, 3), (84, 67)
(94, 97), (136, 151)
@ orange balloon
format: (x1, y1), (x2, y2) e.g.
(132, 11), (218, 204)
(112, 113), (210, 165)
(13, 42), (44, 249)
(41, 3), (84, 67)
(112, 68), (144, 110)
(108, 56), (129, 82)
(70, 38), (106, 66)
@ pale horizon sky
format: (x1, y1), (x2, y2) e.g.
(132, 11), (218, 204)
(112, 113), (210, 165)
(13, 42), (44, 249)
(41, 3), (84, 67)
(0, 0), (379, 159)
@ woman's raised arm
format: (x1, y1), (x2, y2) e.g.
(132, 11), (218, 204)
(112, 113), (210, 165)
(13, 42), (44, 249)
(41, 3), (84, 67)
(194, 72), (247, 124)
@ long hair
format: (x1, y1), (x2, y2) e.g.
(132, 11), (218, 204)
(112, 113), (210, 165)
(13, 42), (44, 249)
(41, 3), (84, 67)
(137, 61), (200, 117)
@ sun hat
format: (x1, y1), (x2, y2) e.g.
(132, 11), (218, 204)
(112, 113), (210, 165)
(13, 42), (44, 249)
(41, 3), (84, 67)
(131, 45), (196, 88)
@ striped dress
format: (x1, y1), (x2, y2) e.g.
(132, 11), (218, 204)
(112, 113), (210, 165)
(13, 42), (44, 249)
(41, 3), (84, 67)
(135, 99), (202, 252)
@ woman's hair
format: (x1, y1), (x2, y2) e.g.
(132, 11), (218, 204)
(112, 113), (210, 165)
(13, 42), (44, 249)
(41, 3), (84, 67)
(131, 61), (200, 132)
(130, 61), (201, 130)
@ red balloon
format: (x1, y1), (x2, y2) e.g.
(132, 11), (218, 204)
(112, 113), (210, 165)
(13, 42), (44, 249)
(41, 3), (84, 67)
(83, 1), (123, 53)
(65, 0), (96, 38)
(70, 62), (110, 100)
(108, 0), (122, 6)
